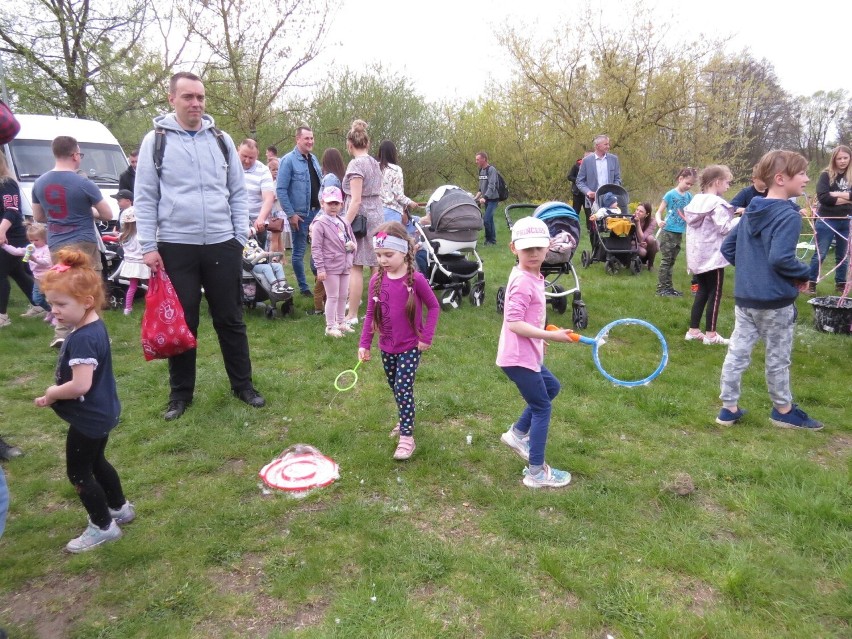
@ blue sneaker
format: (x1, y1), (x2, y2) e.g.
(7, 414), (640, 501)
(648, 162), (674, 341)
(522, 464), (571, 488)
(770, 405), (824, 431)
(500, 426), (530, 461)
(716, 407), (747, 426)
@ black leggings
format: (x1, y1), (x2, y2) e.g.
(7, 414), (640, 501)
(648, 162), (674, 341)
(689, 268), (725, 332)
(66, 427), (125, 529)
(0, 249), (34, 314)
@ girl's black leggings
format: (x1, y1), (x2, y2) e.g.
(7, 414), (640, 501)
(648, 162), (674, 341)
(66, 427), (125, 529)
(690, 268), (724, 332)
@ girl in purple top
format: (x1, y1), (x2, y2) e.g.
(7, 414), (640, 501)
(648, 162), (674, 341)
(497, 217), (574, 489)
(358, 222), (440, 461)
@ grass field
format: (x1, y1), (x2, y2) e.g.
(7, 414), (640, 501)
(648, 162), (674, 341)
(0, 216), (849, 639)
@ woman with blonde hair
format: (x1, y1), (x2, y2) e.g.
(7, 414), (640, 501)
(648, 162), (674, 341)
(808, 145), (851, 294)
(342, 120), (384, 327)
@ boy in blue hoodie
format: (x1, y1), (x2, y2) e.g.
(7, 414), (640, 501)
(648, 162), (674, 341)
(716, 150), (823, 430)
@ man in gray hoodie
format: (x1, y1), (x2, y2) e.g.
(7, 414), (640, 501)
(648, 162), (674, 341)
(135, 72), (265, 421)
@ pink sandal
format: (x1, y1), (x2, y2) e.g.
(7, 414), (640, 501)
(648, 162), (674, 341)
(393, 436), (416, 460)
(388, 423), (400, 438)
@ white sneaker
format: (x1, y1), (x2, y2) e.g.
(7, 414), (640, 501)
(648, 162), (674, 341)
(338, 323), (355, 334)
(684, 331), (704, 341)
(109, 501), (136, 525)
(344, 317), (359, 328)
(325, 326), (343, 338)
(21, 305), (47, 318)
(703, 334), (729, 345)
(0, 313), (10, 328)
(123, 309), (132, 316)
(522, 464), (572, 488)
(500, 427), (530, 461)
(66, 519), (123, 553)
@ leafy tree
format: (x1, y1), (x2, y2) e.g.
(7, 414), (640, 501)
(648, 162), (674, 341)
(186, 0), (331, 138)
(0, 0), (188, 132)
(307, 67), (447, 198)
(790, 90), (846, 165)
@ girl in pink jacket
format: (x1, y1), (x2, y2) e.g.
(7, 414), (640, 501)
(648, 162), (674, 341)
(311, 186), (356, 338)
(684, 165), (739, 345)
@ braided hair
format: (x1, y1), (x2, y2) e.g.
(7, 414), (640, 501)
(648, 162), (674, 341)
(370, 221), (418, 334)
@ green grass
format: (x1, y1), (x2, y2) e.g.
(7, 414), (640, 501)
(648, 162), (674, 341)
(0, 219), (849, 638)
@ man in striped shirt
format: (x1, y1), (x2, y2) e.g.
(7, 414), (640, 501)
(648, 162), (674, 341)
(239, 139), (275, 249)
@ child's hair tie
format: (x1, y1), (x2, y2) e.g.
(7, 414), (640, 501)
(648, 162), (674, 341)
(50, 263), (71, 273)
(372, 296), (379, 303)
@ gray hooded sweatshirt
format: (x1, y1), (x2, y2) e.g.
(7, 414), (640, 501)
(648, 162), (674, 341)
(134, 113), (248, 254)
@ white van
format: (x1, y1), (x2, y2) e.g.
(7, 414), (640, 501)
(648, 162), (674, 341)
(1, 114), (128, 219)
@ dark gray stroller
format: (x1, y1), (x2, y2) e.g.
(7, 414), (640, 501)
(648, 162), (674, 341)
(415, 186), (486, 309)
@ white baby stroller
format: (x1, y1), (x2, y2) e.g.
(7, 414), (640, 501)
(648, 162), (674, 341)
(497, 202), (588, 328)
(242, 239), (295, 318)
(415, 185), (486, 310)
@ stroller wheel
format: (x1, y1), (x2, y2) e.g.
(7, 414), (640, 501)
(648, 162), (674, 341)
(581, 250), (591, 268)
(265, 306), (275, 319)
(496, 286), (506, 314)
(605, 259), (619, 275)
(441, 289), (461, 310)
(572, 301), (588, 329)
(107, 285), (124, 310)
(630, 256), (643, 275)
(470, 281), (486, 307)
(550, 285), (568, 314)
(461, 280), (472, 296)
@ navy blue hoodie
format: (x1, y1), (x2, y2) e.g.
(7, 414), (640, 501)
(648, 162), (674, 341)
(720, 197), (809, 309)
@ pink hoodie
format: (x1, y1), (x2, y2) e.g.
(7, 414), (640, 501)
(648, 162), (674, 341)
(684, 194), (739, 275)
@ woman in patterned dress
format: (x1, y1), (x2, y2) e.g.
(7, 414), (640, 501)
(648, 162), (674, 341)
(343, 120), (384, 326)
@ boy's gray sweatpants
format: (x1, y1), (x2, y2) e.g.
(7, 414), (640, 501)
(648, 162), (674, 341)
(720, 304), (796, 408)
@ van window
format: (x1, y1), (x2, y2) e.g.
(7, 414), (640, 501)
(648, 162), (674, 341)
(8, 140), (126, 185)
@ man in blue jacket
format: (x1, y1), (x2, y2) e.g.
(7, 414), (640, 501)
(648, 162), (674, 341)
(576, 134), (622, 206)
(135, 72), (265, 421)
(276, 126), (323, 296)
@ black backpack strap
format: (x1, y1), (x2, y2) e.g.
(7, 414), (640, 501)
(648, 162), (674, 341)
(211, 127), (230, 169)
(153, 127), (166, 178)
(153, 125), (230, 176)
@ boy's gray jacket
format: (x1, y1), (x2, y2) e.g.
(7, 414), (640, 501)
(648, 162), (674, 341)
(134, 113), (248, 254)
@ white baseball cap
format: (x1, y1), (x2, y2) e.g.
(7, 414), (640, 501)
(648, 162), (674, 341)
(511, 217), (550, 249)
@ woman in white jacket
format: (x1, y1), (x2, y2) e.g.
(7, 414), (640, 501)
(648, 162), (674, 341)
(684, 165), (739, 345)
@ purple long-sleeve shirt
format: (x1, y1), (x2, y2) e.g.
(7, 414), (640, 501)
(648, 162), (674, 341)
(359, 271), (440, 353)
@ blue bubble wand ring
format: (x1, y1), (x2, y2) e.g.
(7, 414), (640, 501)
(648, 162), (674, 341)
(547, 318), (668, 387)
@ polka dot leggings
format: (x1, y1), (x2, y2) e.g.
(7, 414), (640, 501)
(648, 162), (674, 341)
(381, 348), (421, 436)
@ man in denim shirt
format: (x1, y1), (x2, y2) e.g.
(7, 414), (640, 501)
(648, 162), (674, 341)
(276, 126), (323, 296)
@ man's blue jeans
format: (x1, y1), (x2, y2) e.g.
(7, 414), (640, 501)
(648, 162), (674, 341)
(808, 217), (849, 285)
(484, 200), (498, 244)
(290, 209), (319, 293)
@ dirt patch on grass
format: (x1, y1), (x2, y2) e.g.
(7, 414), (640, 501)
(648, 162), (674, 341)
(678, 578), (719, 616)
(809, 434), (852, 468)
(411, 502), (500, 545)
(0, 572), (99, 639)
(10, 373), (38, 386)
(203, 553), (329, 637)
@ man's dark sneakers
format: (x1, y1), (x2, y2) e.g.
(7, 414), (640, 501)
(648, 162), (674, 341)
(0, 437), (23, 460)
(235, 388), (265, 408)
(164, 400), (190, 421)
(300, 290), (313, 297)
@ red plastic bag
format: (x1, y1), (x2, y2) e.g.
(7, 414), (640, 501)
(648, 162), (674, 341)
(141, 269), (197, 361)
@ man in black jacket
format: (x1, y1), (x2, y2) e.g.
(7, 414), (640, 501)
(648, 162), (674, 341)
(118, 149), (138, 193)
